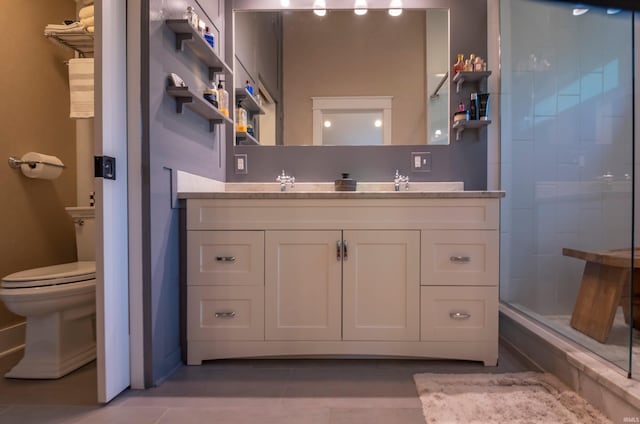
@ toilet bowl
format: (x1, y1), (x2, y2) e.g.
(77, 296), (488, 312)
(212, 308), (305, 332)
(0, 207), (96, 379)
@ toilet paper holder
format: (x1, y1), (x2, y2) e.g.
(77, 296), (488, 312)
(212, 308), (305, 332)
(8, 156), (66, 170)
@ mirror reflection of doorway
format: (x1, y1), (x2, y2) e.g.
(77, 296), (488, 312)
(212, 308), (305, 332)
(257, 80), (277, 146)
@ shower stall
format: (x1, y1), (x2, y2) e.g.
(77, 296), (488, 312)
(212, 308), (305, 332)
(499, 0), (637, 378)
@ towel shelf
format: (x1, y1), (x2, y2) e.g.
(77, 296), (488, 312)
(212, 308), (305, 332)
(45, 32), (94, 56)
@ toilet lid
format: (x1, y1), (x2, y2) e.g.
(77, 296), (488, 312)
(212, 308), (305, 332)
(1, 261), (96, 289)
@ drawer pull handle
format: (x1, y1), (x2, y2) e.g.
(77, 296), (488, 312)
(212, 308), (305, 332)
(214, 311), (236, 318)
(449, 312), (471, 320)
(450, 256), (471, 264)
(216, 256), (236, 262)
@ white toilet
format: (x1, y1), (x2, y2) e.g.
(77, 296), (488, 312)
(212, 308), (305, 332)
(0, 206), (96, 379)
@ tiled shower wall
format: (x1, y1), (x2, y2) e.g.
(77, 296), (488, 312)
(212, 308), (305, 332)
(499, 0), (634, 315)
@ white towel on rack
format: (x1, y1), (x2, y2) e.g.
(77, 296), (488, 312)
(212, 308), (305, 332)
(80, 16), (94, 28)
(79, 5), (94, 19)
(44, 21), (86, 35)
(68, 58), (94, 118)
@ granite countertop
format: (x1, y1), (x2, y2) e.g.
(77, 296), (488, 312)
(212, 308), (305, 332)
(176, 181), (505, 199)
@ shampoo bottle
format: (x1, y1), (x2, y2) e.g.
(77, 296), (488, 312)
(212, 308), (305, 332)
(469, 92), (478, 120)
(217, 80), (229, 117)
(236, 102), (248, 133)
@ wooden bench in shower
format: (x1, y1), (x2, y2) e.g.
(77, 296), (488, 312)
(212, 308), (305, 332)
(563, 247), (640, 343)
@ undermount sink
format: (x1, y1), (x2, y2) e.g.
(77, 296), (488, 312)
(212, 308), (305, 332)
(224, 181), (464, 192)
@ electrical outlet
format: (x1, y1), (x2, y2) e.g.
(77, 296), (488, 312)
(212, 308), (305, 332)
(234, 154), (248, 174)
(411, 152), (431, 172)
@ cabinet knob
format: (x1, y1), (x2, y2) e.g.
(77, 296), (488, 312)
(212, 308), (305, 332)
(216, 256), (236, 262)
(449, 256), (471, 264)
(449, 312), (471, 320)
(214, 311), (236, 319)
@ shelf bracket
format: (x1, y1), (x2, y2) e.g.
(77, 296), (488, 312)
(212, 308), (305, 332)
(173, 97), (193, 114)
(456, 78), (464, 94)
(207, 66), (224, 82)
(175, 33), (193, 51)
(455, 127), (463, 141)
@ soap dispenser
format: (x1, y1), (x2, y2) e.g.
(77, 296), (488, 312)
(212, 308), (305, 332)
(236, 102), (248, 133)
(217, 80), (229, 117)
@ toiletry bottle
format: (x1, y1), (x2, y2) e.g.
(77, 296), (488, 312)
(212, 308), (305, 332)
(184, 6), (198, 29)
(453, 53), (464, 75)
(204, 26), (214, 48)
(236, 102), (248, 133)
(469, 92), (478, 120)
(203, 86), (216, 106)
(464, 59), (472, 72)
(217, 80), (229, 117)
(458, 102), (465, 112)
(247, 122), (254, 136)
(245, 80), (254, 96)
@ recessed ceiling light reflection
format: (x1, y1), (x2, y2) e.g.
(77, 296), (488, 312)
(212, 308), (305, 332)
(313, 0), (327, 16)
(354, 0), (368, 15)
(388, 0), (402, 16)
(606, 8), (621, 14)
(572, 7), (589, 16)
(374, 119), (382, 128)
(324, 120), (332, 128)
(280, 0), (290, 7)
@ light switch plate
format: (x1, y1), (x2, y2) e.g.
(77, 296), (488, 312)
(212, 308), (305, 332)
(234, 154), (248, 174)
(411, 152), (431, 172)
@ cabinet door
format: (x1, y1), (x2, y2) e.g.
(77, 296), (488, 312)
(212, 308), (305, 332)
(265, 230), (342, 340)
(342, 230), (420, 341)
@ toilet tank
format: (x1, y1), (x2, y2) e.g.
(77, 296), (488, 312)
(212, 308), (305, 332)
(65, 207), (96, 261)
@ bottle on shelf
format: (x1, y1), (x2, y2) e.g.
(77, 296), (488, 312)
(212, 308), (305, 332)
(184, 6), (199, 29)
(453, 53), (464, 75)
(236, 102), (248, 133)
(203, 83), (218, 108)
(217, 80), (229, 117)
(204, 26), (214, 48)
(247, 122), (254, 136)
(469, 92), (478, 120)
(463, 59), (472, 72)
(245, 80), (254, 96)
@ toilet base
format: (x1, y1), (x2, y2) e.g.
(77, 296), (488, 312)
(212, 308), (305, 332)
(5, 305), (96, 379)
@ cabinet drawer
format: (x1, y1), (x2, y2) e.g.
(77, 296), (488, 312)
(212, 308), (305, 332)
(188, 286), (264, 341)
(420, 286), (497, 342)
(188, 231), (264, 286)
(421, 230), (498, 286)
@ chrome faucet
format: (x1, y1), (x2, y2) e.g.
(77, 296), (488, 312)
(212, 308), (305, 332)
(276, 170), (295, 192)
(394, 169), (409, 191)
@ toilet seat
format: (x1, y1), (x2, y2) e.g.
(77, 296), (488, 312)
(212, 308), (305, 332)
(1, 261), (96, 289)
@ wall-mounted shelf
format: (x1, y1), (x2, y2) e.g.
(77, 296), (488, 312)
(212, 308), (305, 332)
(45, 32), (94, 56)
(452, 119), (491, 141)
(235, 88), (266, 115)
(452, 71), (491, 93)
(167, 86), (233, 132)
(236, 131), (259, 145)
(166, 19), (232, 81)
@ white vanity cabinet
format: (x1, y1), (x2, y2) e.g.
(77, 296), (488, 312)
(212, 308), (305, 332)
(183, 194), (502, 366)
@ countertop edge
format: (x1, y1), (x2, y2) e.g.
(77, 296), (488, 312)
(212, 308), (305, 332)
(177, 191), (506, 199)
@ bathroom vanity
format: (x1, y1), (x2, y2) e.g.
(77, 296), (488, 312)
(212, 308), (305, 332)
(180, 186), (504, 366)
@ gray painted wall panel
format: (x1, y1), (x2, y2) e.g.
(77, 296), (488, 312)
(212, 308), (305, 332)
(147, 0), (228, 383)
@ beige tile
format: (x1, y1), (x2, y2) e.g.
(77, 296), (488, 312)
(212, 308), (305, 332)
(329, 407), (425, 424)
(119, 395), (282, 409)
(0, 405), (95, 424)
(71, 406), (168, 424)
(157, 407), (330, 424)
(281, 396), (421, 409)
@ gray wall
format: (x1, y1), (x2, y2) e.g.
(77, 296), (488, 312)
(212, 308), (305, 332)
(227, 0), (489, 189)
(146, 0), (228, 384)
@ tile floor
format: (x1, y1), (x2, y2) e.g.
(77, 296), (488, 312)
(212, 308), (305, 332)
(0, 342), (539, 424)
